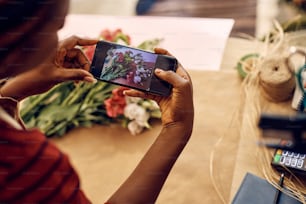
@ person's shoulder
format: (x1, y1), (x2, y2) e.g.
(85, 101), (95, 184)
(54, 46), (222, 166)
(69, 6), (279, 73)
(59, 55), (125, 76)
(0, 128), (91, 203)
(0, 127), (45, 143)
(0, 128), (52, 173)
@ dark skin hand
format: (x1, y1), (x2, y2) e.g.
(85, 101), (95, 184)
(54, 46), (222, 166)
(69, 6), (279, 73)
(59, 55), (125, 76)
(1, 35), (194, 203)
(106, 48), (194, 204)
(125, 48), (193, 127)
(0, 36), (98, 101)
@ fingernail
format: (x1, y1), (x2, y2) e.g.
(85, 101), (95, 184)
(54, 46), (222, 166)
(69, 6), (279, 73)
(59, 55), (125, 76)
(155, 68), (163, 74)
(84, 76), (97, 83)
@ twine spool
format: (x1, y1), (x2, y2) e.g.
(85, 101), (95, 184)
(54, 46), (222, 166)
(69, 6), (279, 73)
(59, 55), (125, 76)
(259, 56), (296, 102)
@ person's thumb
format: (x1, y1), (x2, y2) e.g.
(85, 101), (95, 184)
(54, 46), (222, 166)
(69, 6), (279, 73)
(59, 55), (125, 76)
(154, 68), (185, 88)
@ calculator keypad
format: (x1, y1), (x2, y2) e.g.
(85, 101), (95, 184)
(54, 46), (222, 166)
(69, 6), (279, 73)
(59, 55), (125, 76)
(273, 149), (306, 171)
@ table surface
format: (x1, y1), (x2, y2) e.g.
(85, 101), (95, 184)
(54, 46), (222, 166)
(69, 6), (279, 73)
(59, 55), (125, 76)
(52, 70), (241, 204)
(51, 37), (298, 203)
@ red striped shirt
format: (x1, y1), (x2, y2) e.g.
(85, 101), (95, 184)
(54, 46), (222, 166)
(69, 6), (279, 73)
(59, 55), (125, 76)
(0, 127), (91, 204)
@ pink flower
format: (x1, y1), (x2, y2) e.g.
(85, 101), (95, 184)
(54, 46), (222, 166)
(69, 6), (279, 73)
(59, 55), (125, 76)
(100, 29), (113, 42)
(104, 87), (129, 118)
(112, 28), (123, 37)
(99, 28), (131, 45)
(117, 52), (124, 63)
(130, 62), (137, 70)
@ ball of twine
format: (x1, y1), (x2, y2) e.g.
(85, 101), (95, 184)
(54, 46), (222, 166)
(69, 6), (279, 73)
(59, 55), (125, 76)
(258, 56), (296, 102)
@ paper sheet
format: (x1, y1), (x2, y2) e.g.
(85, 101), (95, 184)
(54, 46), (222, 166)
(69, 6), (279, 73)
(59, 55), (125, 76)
(58, 15), (234, 70)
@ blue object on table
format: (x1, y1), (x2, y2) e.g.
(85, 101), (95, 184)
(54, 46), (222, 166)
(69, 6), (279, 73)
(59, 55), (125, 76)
(136, 0), (156, 15)
(232, 172), (303, 204)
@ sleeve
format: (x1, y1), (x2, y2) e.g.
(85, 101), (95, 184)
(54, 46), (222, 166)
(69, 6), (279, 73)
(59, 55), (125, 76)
(0, 128), (91, 204)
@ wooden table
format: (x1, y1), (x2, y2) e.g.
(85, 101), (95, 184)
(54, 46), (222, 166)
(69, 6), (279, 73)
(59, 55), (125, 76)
(51, 37), (292, 203)
(144, 0), (257, 36)
(52, 70), (241, 204)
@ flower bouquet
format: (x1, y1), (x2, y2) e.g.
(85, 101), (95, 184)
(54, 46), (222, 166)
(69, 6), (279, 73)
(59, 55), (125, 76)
(20, 29), (163, 137)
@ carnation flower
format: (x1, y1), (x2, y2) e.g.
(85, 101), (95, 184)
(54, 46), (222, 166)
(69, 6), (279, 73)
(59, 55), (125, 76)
(104, 87), (127, 118)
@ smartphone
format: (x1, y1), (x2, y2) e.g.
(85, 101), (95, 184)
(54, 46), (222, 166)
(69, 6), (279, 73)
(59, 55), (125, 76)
(89, 40), (178, 96)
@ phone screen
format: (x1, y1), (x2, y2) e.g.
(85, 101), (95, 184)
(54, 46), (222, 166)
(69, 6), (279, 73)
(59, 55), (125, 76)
(90, 41), (159, 92)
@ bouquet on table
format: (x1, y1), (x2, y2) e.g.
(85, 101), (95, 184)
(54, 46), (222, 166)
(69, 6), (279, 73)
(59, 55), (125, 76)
(20, 29), (163, 137)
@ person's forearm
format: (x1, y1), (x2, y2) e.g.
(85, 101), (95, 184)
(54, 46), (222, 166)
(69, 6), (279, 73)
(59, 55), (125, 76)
(0, 79), (26, 101)
(0, 75), (35, 101)
(106, 122), (193, 204)
(0, 70), (51, 101)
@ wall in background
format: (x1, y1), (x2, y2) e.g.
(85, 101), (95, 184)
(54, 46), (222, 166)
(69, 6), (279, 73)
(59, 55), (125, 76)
(69, 0), (138, 16)
(69, 0), (288, 38)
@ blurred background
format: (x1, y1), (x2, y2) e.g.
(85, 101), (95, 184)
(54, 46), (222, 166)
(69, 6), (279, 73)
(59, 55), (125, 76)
(69, 0), (306, 37)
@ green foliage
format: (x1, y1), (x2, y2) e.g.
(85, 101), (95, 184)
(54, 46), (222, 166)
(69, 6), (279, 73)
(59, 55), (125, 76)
(20, 81), (116, 137)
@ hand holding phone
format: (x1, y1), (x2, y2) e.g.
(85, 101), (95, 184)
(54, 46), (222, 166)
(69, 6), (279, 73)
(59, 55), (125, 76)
(89, 40), (178, 96)
(124, 48), (194, 129)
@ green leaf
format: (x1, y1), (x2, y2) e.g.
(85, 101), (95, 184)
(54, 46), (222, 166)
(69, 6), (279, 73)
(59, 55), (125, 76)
(37, 104), (80, 122)
(45, 121), (68, 137)
(150, 110), (162, 118)
(137, 38), (163, 51)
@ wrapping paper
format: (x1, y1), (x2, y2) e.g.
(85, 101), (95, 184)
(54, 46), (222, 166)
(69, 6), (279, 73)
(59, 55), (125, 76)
(51, 38), (297, 203)
(52, 70), (242, 204)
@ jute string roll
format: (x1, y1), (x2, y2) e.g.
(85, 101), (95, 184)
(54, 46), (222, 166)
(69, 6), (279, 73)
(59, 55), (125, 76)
(259, 56), (296, 102)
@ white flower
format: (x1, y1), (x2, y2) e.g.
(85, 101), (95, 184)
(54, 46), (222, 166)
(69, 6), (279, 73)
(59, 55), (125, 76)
(124, 103), (150, 127)
(127, 120), (144, 135)
(150, 100), (160, 110)
(138, 67), (145, 72)
(140, 100), (159, 111)
(125, 96), (142, 104)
